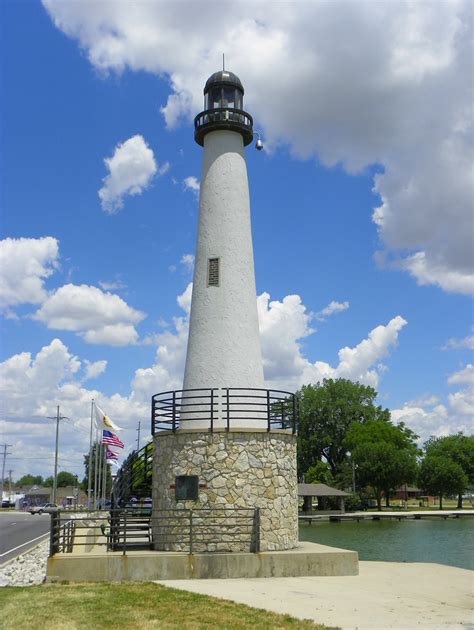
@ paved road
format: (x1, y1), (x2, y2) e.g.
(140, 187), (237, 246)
(0, 511), (50, 565)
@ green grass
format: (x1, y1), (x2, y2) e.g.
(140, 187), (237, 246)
(0, 582), (337, 630)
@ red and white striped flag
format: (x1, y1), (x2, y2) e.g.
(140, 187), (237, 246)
(106, 448), (119, 460)
(102, 430), (124, 449)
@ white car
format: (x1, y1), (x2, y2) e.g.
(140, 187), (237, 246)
(29, 503), (58, 515)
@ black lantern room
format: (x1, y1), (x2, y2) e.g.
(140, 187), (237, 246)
(194, 70), (253, 146)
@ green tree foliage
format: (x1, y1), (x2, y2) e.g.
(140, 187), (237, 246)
(419, 454), (468, 509)
(16, 474), (44, 487)
(56, 471), (77, 487)
(82, 442), (113, 498)
(297, 379), (391, 479)
(346, 420), (419, 510)
(423, 434), (474, 507)
(304, 461), (334, 486)
(44, 474), (77, 487)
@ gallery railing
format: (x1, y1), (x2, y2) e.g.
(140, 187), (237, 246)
(151, 388), (299, 435)
(194, 108), (253, 145)
(49, 507), (260, 556)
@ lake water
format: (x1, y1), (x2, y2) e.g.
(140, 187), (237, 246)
(299, 518), (474, 570)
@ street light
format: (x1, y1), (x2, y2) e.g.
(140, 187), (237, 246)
(347, 451), (356, 493)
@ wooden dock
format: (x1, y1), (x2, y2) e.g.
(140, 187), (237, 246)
(299, 510), (474, 524)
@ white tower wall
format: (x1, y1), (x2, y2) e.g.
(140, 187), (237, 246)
(182, 130), (264, 428)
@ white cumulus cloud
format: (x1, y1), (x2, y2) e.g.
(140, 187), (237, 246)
(180, 254), (195, 272)
(83, 359), (107, 381)
(43, 0), (474, 294)
(133, 287), (406, 404)
(448, 364), (474, 386)
(392, 362), (474, 442)
(0, 237), (59, 311)
(98, 134), (166, 213)
(0, 338), (147, 478)
(34, 283), (145, 346)
(315, 300), (350, 321)
(443, 332), (474, 351)
(183, 176), (200, 196)
(258, 292), (406, 390)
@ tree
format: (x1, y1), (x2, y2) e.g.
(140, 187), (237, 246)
(419, 455), (468, 509)
(297, 378), (391, 479)
(424, 434), (474, 508)
(57, 471), (77, 487)
(304, 461), (334, 486)
(82, 442), (113, 499)
(346, 420), (419, 510)
(16, 474), (44, 487)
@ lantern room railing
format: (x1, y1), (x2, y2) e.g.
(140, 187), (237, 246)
(151, 388), (299, 435)
(194, 108), (254, 146)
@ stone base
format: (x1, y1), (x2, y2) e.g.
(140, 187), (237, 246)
(46, 542), (358, 582)
(153, 430), (299, 552)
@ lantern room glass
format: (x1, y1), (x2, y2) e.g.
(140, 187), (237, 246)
(204, 86), (243, 110)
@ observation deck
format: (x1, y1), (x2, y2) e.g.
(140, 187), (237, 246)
(194, 108), (253, 146)
(151, 387), (299, 434)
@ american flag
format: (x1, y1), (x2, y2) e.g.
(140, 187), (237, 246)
(106, 448), (119, 460)
(102, 430), (124, 449)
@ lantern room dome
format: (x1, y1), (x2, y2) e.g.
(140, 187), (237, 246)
(204, 70), (244, 94)
(195, 69), (253, 147)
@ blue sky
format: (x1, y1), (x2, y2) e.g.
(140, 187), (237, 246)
(1, 1), (472, 481)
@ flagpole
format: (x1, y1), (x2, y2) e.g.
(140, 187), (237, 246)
(94, 425), (100, 510)
(102, 450), (107, 504)
(87, 399), (94, 510)
(97, 439), (103, 509)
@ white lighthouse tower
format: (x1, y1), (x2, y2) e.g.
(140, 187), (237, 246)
(183, 70), (264, 403)
(152, 69), (299, 553)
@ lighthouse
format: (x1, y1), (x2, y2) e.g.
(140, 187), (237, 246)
(182, 70), (264, 418)
(152, 69), (299, 553)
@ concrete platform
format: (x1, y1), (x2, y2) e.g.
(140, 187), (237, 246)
(157, 561), (474, 629)
(46, 541), (358, 582)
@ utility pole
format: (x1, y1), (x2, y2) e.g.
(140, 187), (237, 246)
(47, 406), (68, 505)
(8, 470), (13, 502)
(0, 444), (12, 501)
(136, 421), (141, 452)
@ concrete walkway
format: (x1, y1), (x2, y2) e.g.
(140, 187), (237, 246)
(157, 561), (474, 629)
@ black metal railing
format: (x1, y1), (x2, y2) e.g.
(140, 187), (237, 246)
(151, 388), (299, 435)
(153, 508), (259, 553)
(194, 108), (253, 146)
(50, 509), (152, 557)
(49, 507), (260, 556)
(112, 441), (153, 507)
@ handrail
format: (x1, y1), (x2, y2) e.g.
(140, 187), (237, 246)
(49, 507), (260, 555)
(112, 441), (153, 508)
(194, 107), (253, 129)
(194, 108), (254, 146)
(151, 387), (299, 435)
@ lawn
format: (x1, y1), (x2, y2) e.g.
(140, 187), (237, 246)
(0, 582), (337, 630)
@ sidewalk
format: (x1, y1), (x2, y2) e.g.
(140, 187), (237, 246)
(157, 561), (474, 629)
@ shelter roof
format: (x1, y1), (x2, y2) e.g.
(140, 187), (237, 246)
(23, 486), (51, 496)
(298, 483), (349, 497)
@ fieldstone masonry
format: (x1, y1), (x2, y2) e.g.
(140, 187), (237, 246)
(152, 429), (298, 552)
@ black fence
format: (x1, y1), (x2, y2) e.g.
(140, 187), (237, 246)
(49, 507), (260, 556)
(112, 442), (153, 507)
(153, 508), (260, 554)
(152, 388), (299, 435)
